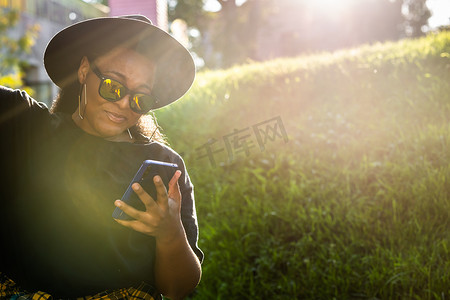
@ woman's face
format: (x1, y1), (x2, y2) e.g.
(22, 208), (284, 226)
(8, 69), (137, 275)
(74, 48), (156, 141)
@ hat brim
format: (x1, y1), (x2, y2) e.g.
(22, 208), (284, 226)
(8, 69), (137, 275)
(44, 17), (195, 110)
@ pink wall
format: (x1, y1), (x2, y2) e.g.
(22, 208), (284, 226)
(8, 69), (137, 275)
(109, 0), (160, 26)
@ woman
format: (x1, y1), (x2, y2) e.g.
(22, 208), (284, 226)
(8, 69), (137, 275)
(0, 15), (202, 300)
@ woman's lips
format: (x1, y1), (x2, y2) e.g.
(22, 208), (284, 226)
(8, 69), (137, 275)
(105, 111), (127, 123)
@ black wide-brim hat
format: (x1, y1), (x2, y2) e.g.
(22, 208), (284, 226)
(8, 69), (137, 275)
(44, 15), (195, 110)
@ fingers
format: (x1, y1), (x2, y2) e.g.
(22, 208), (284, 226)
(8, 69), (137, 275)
(114, 216), (151, 235)
(116, 170), (181, 219)
(168, 170), (182, 202)
(114, 198), (144, 220)
(114, 170), (183, 237)
(153, 170), (182, 210)
(132, 182), (157, 211)
(153, 175), (168, 206)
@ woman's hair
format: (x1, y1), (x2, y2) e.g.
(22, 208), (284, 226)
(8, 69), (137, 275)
(50, 79), (166, 144)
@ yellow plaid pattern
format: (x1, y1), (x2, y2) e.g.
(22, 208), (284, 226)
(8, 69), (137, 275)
(0, 273), (161, 300)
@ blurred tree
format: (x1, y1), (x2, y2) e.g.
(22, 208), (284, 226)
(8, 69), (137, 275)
(0, 8), (39, 89)
(279, 0), (404, 54)
(327, 0), (404, 49)
(205, 0), (275, 67)
(168, 0), (206, 28)
(168, 0), (430, 68)
(403, 0), (431, 37)
(168, 0), (212, 65)
(169, 0), (274, 68)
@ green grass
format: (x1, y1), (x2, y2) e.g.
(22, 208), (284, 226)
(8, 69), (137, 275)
(156, 31), (450, 299)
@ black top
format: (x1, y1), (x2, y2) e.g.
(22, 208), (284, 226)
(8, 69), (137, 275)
(0, 86), (203, 298)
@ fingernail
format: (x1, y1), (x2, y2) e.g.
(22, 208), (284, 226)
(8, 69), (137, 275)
(154, 176), (161, 183)
(115, 200), (122, 207)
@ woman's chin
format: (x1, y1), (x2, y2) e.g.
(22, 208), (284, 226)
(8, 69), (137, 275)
(95, 125), (126, 140)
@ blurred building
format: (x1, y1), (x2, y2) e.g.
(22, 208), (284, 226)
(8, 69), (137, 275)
(1, 0), (108, 105)
(3, 0), (171, 104)
(109, 0), (168, 31)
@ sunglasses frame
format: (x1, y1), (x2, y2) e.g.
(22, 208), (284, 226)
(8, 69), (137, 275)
(90, 63), (158, 114)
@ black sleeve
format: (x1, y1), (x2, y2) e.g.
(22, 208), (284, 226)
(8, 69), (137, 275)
(0, 85), (50, 203)
(0, 85), (49, 127)
(177, 157), (204, 264)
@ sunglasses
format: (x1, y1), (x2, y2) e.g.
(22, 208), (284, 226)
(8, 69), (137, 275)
(90, 63), (158, 114)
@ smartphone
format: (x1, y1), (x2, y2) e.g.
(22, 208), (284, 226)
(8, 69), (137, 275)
(112, 160), (178, 220)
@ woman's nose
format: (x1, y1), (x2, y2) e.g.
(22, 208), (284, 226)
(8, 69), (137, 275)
(115, 94), (131, 110)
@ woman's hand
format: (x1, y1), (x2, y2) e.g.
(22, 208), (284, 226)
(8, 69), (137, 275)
(114, 169), (202, 299)
(114, 170), (184, 241)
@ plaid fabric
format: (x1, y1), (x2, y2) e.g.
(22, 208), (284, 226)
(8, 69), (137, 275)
(0, 273), (161, 300)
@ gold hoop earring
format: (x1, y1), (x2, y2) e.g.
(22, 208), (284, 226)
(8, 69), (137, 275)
(84, 83), (87, 105)
(78, 83), (87, 119)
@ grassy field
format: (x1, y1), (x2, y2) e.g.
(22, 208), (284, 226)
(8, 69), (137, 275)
(156, 31), (450, 299)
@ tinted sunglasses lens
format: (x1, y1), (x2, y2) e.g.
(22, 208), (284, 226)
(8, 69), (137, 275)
(99, 78), (126, 101)
(130, 94), (157, 114)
